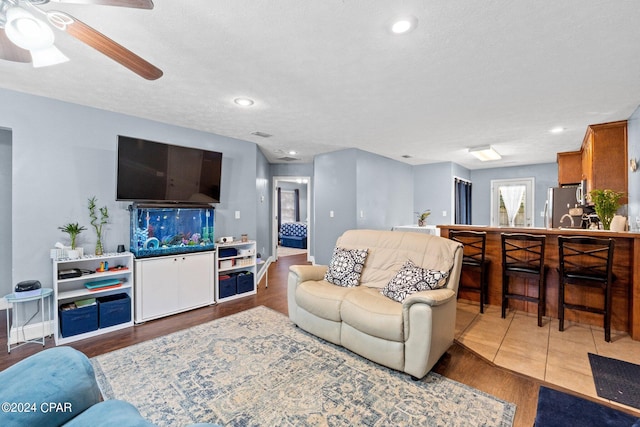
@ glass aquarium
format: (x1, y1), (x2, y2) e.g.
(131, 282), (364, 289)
(130, 205), (215, 258)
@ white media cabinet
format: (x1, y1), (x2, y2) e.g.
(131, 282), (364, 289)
(52, 252), (134, 345)
(134, 251), (214, 323)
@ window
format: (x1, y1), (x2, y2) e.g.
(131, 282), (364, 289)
(490, 178), (534, 227)
(280, 190), (298, 223)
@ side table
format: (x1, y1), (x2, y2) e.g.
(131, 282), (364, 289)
(4, 288), (53, 353)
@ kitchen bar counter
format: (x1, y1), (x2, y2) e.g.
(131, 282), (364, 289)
(438, 225), (640, 340)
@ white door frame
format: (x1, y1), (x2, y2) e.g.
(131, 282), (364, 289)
(272, 176), (312, 262)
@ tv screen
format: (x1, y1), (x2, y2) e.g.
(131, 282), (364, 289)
(116, 136), (222, 204)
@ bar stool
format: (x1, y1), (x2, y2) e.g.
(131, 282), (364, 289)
(501, 233), (547, 326)
(558, 236), (615, 342)
(449, 230), (490, 313)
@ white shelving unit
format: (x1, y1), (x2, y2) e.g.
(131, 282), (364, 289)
(52, 252), (134, 345)
(216, 240), (257, 302)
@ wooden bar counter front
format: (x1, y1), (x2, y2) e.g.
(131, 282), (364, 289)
(438, 225), (640, 340)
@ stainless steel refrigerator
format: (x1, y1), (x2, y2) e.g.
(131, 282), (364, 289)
(545, 186), (582, 228)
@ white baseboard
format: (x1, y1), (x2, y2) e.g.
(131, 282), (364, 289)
(257, 256), (274, 284)
(8, 321), (54, 345)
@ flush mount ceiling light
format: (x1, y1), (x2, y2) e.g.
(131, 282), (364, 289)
(550, 127), (566, 134)
(288, 150), (297, 155)
(234, 97), (254, 107)
(391, 16), (418, 34)
(469, 145), (502, 161)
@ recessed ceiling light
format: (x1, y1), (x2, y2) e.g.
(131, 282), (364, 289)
(550, 127), (565, 134)
(391, 16), (418, 34)
(234, 97), (254, 107)
(288, 150), (297, 155)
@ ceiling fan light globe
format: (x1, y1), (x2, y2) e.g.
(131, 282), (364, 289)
(30, 45), (69, 67)
(5, 7), (56, 50)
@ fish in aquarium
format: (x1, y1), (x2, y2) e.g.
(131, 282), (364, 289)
(130, 206), (215, 258)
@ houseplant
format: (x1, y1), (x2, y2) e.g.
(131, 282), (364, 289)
(589, 189), (624, 230)
(416, 210), (431, 227)
(88, 196), (109, 255)
(58, 222), (86, 256)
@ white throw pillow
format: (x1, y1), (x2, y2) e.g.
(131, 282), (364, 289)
(381, 259), (449, 302)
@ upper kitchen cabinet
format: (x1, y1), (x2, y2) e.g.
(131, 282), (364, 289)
(581, 120), (628, 203)
(557, 151), (582, 185)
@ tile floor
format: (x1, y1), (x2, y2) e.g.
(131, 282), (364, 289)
(456, 299), (640, 412)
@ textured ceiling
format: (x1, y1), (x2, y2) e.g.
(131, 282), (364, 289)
(1, 1), (640, 168)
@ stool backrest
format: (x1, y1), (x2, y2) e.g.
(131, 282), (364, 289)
(501, 233), (546, 275)
(558, 236), (614, 281)
(449, 230), (486, 266)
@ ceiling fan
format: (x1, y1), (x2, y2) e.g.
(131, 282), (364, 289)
(0, 0), (162, 80)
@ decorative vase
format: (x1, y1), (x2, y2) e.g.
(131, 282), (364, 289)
(418, 219), (425, 227)
(95, 239), (104, 256)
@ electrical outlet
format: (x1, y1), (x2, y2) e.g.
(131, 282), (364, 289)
(330, 210), (334, 218)
(235, 211), (240, 219)
(442, 210), (447, 217)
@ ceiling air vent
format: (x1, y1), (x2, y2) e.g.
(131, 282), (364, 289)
(251, 131), (272, 138)
(277, 156), (299, 162)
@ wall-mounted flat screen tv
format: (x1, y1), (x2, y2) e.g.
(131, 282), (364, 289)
(116, 135), (222, 204)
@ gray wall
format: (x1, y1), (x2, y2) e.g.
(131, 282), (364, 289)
(313, 149), (413, 265)
(470, 163), (558, 226)
(255, 149), (271, 260)
(356, 149), (413, 229)
(313, 149), (358, 264)
(271, 163), (314, 177)
(0, 129), (11, 295)
(628, 105), (640, 228)
(0, 88), (258, 296)
(413, 162), (457, 226)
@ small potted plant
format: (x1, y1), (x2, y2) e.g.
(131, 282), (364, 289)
(416, 210), (431, 227)
(589, 189), (624, 230)
(58, 222), (86, 258)
(88, 196), (109, 255)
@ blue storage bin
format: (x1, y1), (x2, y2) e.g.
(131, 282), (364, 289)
(237, 272), (254, 294)
(97, 293), (131, 328)
(219, 275), (237, 298)
(59, 305), (98, 337)
(219, 248), (238, 258)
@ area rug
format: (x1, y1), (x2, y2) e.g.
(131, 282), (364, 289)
(589, 353), (640, 410)
(91, 306), (515, 426)
(535, 386), (639, 426)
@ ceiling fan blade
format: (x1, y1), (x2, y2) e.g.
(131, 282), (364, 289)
(49, 0), (154, 9)
(0, 28), (32, 63)
(57, 13), (163, 80)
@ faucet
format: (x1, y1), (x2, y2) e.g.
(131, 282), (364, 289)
(560, 213), (575, 228)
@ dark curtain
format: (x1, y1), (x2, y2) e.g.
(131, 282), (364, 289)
(455, 178), (472, 224)
(294, 189), (300, 222)
(277, 187), (282, 234)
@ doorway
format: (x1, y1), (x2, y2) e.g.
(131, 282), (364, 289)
(490, 178), (535, 227)
(272, 176), (312, 262)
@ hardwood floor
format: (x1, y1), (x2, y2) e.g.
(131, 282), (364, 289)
(0, 253), (573, 426)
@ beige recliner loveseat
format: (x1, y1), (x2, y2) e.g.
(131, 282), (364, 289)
(287, 229), (463, 379)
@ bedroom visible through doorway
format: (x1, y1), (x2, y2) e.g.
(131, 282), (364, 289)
(273, 176), (311, 261)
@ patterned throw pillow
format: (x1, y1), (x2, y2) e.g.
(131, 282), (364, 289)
(324, 247), (369, 287)
(380, 260), (449, 302)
